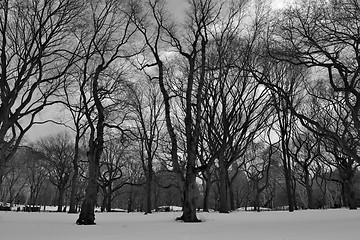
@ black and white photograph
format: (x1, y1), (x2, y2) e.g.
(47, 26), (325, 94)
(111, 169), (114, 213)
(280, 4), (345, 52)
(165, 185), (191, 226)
(0, 0), (359, 239)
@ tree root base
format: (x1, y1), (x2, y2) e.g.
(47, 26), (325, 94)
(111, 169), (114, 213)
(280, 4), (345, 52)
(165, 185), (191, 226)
(76, 219), (96, 225)
(175, 215), (202, 222)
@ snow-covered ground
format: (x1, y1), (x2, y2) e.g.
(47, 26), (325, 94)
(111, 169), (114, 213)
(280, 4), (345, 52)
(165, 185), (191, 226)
(0, 209), (359, 240)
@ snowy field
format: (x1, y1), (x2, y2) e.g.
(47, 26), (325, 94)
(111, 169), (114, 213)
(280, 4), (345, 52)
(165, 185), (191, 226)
(0, 209), (359, 240)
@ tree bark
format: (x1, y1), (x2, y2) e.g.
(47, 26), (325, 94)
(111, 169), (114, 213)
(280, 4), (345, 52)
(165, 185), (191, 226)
(145, 171), (152, 214)
(180, 153), (200, 222)
(106, 184), (112, 212)
(68, 169), (79, 213)
(255, 183), (260, 212)
(68, 134), (80, 213)
(281, 131), (295, 212)
(57, 188), (64, 212)
(202, 173), (212, 212)
(284, 170), (294, 212)
(306, 185), (314, 209)
(343, 180), (357, 210)
(76, 150), (100, 225)
(218, 153), (229, 213)
(0, 161), (4, 200)
(128, 187), (134, 213)
(144, 153), (153, 214)
(106, 193), (112, 212)
(100, 186), (107, 212)
(228, 180), (235, 211)
(304, 169), (314, 209)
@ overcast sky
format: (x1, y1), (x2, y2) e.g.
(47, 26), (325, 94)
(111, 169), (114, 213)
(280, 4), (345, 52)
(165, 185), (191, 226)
(165, 0), (289, 18)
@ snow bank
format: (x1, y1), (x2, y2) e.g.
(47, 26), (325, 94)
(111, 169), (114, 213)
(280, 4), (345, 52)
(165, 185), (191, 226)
(0, 209), (359, 240)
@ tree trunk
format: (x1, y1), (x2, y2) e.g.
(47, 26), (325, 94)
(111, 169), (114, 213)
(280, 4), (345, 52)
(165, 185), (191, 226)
(106, 193), (112, 212)
(69, 137), (80, 213)
(282, 141), (294, 212)
(292, 179), (298, 210)
(254, 181), (260, 212)
(255, 193), (260, 212)
(154, 184), (159, 211)
(0, 157), (5, 200)
(306, 186), (314, 209)
(218, 153), (229, 213)
(76, 150), (100, 225)
(181, 170), (199, 222)
(343, 180), (357, 210)
(145, 159), (153, 214)
(68, 171), (78, 213)
(101, 197), (106, 212)
(57, 188), (64, 212)
(177, 151), (200, 222)
(100, 187), (107, 212)
(8, 188), (13, 207)
(304, 171), (314, 209)
(145, 179), (152, 214)
(202, 175), (211, 212)
(127, 189), (133, 213)
(341, 182), (347, 207)
(106, 185), (112, 212)
(228, 179), (235, 211)
(284, 169), (294, 212)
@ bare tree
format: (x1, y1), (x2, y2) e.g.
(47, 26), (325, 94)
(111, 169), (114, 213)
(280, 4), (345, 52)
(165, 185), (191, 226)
(23, 148), (48, 208)
(291, 128), (321, 209)
(266, 0), (360, 165)
(59, 77), (89, 213)
(228, 166), (249, 210)
(201, 0), (271, 212)
(73, 0), (137, 225)
(197, 138), (216, 212)
(127, 80), (165, 214)
(160, 0), (217, 221)
(122, 152), (144, 213)
(0, 0), (82, 196)
(321, 140), (359, 209)
(36, 132), (73, 212)
(270, 68), (303, 212)
(244, 142), (272, 212)
(1, 148), (28, 206)
(130, 0), (223, 222)
(98, 136), (130, 212)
